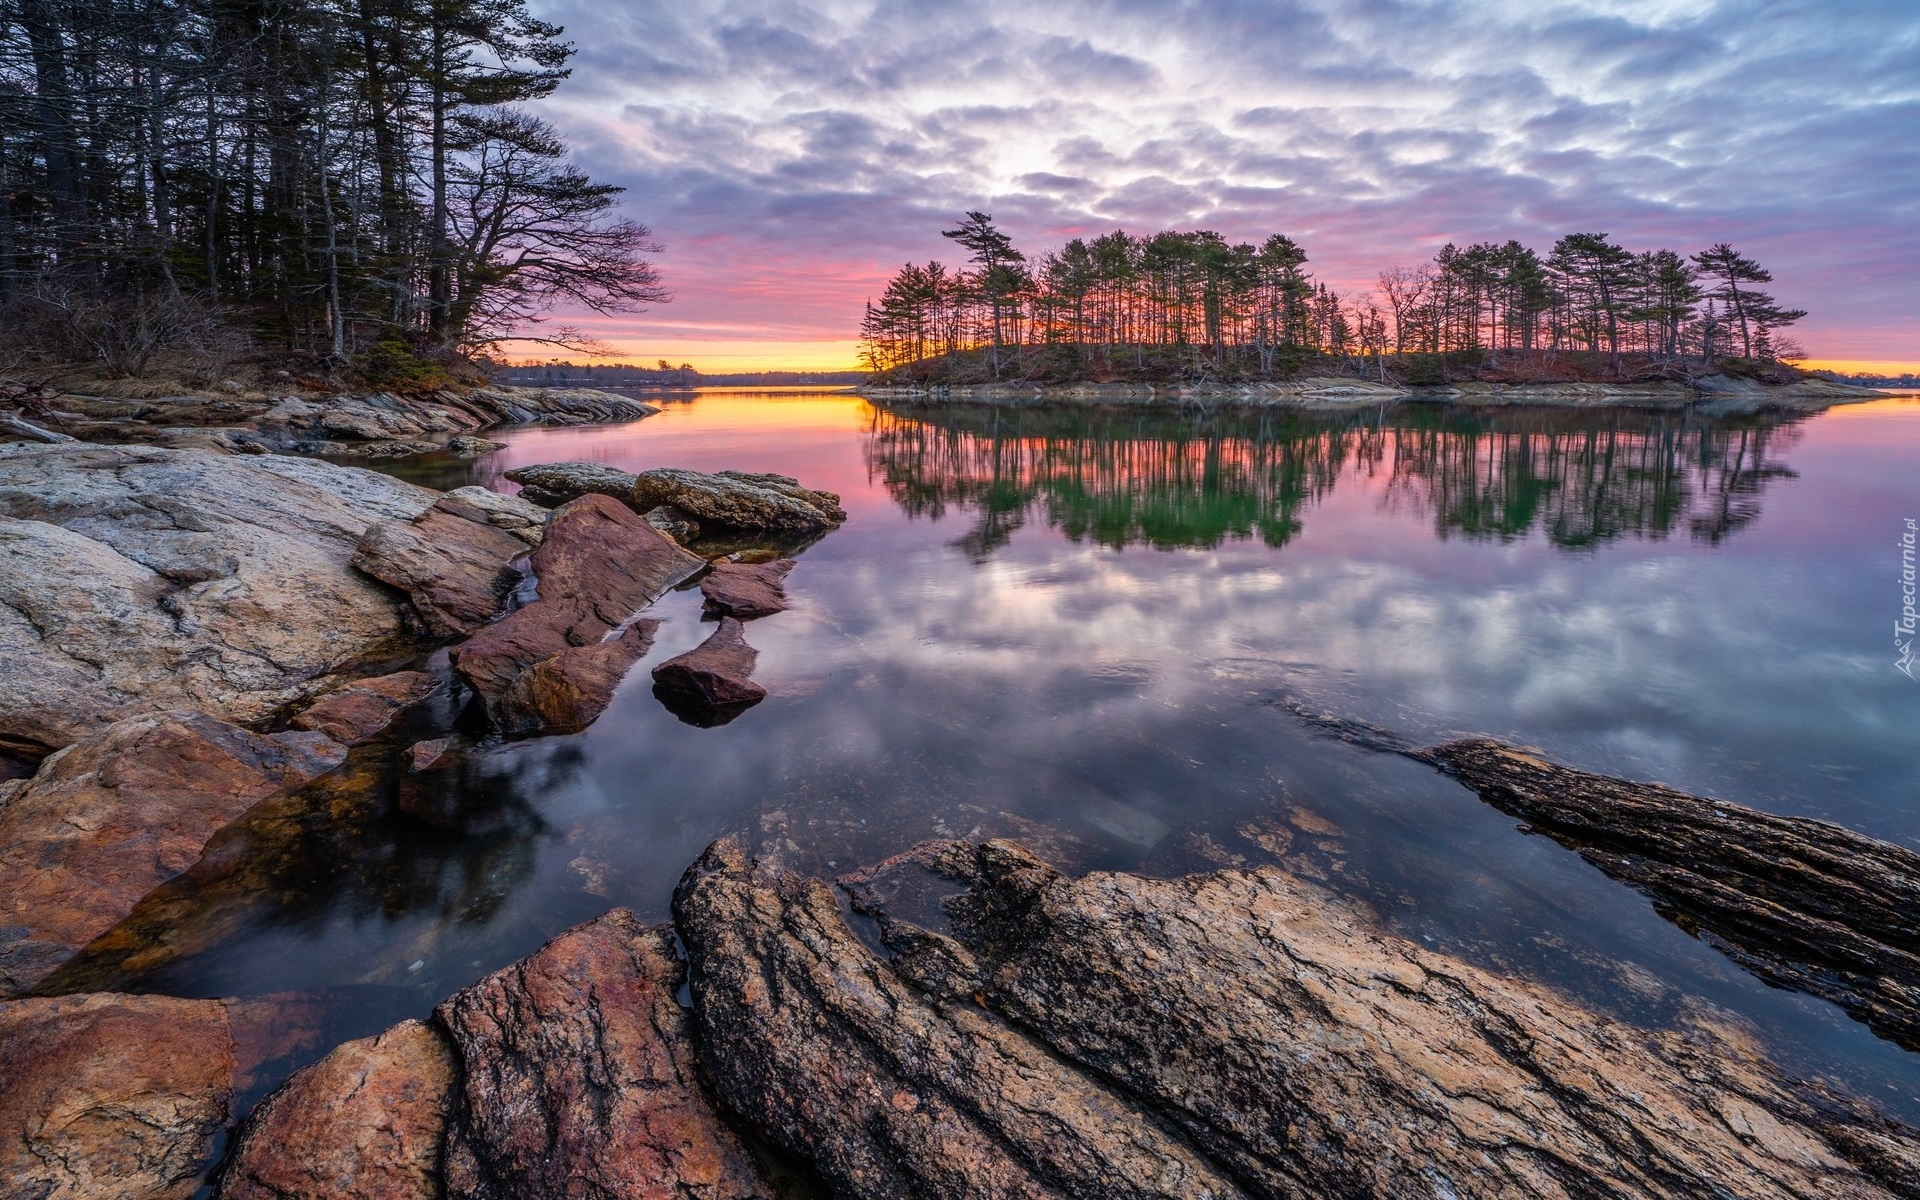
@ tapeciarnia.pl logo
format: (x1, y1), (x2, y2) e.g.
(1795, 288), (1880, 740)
(1900, 518), (1918, 679)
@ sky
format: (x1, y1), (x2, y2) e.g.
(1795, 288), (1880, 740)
(524, 0), (1920, 372)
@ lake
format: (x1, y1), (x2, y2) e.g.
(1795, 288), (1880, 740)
(78, 388), (1920, 1120)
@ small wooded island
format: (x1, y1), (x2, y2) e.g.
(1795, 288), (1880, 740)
(861, 212), (1870, 407)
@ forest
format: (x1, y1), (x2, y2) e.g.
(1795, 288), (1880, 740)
(0, 0), (661, 381)
(860, 213), (1809, 385)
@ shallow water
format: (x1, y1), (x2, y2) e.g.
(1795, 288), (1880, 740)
(93, 389), (1920, 1118)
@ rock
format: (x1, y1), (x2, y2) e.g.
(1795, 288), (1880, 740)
(494, 621), (660, 737)
(502, 461), (638, 508)
(0, 993), (236, 1200)
(673, 839), (1247, 1199)
(436, 909), (773, 1200)
(0, 712), (345, 996)
(434, 485), (549, 547)
(451, 495), (703, 728)
(841, 839), (1920, 1200)
(1420, 738), (1920, 1049)
(651, 617), (767, 724)
(216, 1019), (456, 1200)
(447, 435), (507, 456)
(642, 503), (700, 543)
(0, 444), (437, 758)
(631, 468), (845, 533)
(352, 507), (529, 638)
(700, 559), (795, 619)
(289, 670), (442, 745)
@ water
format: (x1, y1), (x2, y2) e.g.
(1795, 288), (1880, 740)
(72, 388), (1920, 1119)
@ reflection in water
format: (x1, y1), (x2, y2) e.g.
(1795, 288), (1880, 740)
(866, 403), (1804, 556)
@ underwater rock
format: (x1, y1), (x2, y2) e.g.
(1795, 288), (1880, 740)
(651, 617), (767, 723)
(630, 468), (845, 533)
(1421, 737), (1920, 1049)
(680, 837), (1920, 1199)
(700, 559), (795, 619)
(289, 670), (442, 745)
(436, 909), (774, 1200)
(0, 712), (343, 996)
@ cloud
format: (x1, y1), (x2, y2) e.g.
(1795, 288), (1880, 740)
(528, 0), (1920, 364)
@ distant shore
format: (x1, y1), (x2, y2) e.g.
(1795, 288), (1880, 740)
(860, 374), (1880, 413)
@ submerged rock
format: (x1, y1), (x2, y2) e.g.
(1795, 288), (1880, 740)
(0, 711), (344, 996)
(678, 837), (1920, 1199)
(217, 1019), (456, 1200)
(0, 444), (436, 758)
(289, 669), (442, 745)
(447, 435), (507, 456)
(1422, 738), (1920, 1049)
(651, 617), (767, 724)
(502, 461), (638, 508)
(451, 494), (704, 734)
(700, 558), (796, 619)
(352, 506), (528, 638)
(435, 909), (773, 1200)
(631, 468), (845, 533)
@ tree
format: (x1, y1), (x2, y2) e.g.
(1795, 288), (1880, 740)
(941, 210), (1024, 378)
(1690, 243), (1802, 360)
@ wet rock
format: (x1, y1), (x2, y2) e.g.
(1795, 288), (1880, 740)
(452, 495), (703, 729)
(642, 503), (700, 543)
(352, 507), (529, 638)
(502, 461), (638, 508)
(436, 909), (774, 1200)
(217, 1019), (456, 1200)
(0, 444), (436, 758)
(651, 618), (767, 723)
(0, 711), (344, 996)
(701, 559), (795, 619)
(673, 839), (1246, 1199)
(1421, 738), (1920, 1049)
(494, 620), (660, 737)
(434, 485), (550, 547)
(631, 468), (845, 533)
(847, 839), (1920, 1200)
(396, 738), (474, 828)
(447, 435), (507, 456)
(0, 992), (236, 1200)
(289, 670), (442, 745)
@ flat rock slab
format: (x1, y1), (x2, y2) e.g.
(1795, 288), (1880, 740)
(651, 617), (767, 724)
(0, 444), (436, 758)
(700, 559), (796, 618)
(1421, 738), (1920, 1049)
(218, 1019), (456, 1200)
(289, 670), (443, 745)
(0, 712), (344, 996)
(436, 909), (773, 1200)
(353, 507), (529, 637)
(452, 494), (704, 732)
(632, 468), (845, 533)
(678, 837), (1920, 1200)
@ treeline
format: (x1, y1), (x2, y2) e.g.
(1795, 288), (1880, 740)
(861, 213), (1806, 382)
(0, 0), (662, 377)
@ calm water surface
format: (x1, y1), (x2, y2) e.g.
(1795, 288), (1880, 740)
(105, 389), (1920, 1117)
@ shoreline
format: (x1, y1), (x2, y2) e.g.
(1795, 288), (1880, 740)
(860, 374), (1882, 413)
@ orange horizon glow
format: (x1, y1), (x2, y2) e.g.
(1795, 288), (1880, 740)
(505, 339), (866, 373)
(1795, 359), (1920, 377)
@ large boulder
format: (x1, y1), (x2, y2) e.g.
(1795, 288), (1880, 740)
(502, 461), (639, 508)
(650, 617), (767, 724)
(700, 559), (796, 619)
(676, 838), (1920, 1199)
(0, 444), (437, 758)
(217, 1019), (456, 1200)
(352, 507), (529, 638)
(435, 909), (773, 1199)
(451, 494), (704, 734)
(0, 712), (344, 996)
(1421, 738), (1920, 1048)
(631, 468), (845, 533)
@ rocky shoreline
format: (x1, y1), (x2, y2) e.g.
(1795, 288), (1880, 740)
(3, 398), (1920, 1198)
(862, 373), (1880, 412)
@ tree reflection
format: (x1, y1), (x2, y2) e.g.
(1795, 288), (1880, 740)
(866, 403), (1803, 555)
